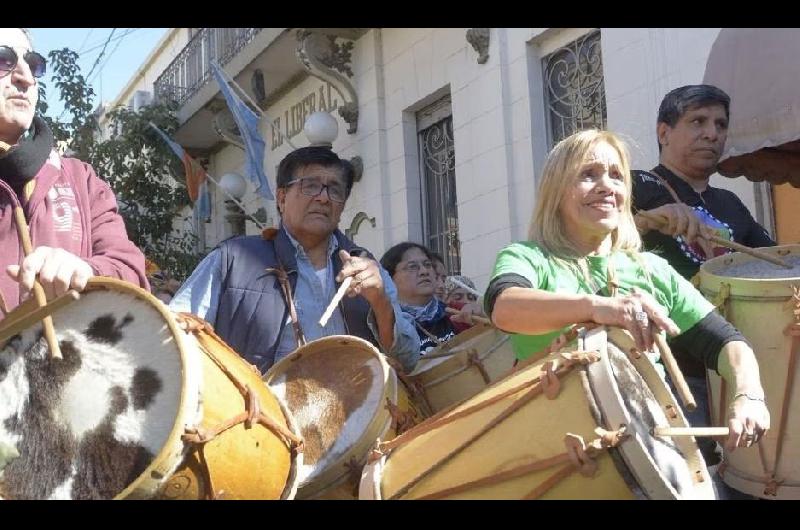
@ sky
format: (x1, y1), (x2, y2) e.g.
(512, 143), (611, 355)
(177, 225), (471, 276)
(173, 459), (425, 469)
(29, 28), (168, 120)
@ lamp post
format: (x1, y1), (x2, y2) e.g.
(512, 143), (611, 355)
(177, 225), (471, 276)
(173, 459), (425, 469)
(219, 172), (247, 237)
(303, 111), (363, 181)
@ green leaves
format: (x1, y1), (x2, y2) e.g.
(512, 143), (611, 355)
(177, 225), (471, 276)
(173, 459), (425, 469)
(39, 48), (206, 281)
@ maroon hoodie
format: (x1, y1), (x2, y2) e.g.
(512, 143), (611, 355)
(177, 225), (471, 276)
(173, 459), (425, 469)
(0, 150), (149, 315)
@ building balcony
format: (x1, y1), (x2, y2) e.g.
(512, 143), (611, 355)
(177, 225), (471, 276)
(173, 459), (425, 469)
(154, 28), (263, 109)
(154, 28), (369, 151)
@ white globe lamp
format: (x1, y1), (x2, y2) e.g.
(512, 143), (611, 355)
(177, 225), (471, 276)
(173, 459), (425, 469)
(304, 111), (339, 148)
(219, 172), (247, 200)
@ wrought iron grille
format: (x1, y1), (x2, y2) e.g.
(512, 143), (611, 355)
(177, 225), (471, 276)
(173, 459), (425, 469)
(154, 28), (263, 107)
(419, 115), (460, 275)
(542, 30), (607, 147)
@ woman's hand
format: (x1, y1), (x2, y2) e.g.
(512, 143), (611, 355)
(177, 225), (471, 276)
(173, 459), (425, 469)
(589, 288), (680, 352)
(726, 394), (770, 453)
(449, 301), (485, 325)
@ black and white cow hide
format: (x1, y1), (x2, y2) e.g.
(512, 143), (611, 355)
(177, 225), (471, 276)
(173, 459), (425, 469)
(0, 293), (180, 500)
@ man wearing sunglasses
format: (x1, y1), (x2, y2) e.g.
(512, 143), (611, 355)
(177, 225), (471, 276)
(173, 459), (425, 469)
(0, 28), (148, 315)
(171, 146), (419, 374)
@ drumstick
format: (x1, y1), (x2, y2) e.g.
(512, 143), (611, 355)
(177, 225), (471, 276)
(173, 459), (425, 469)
(637, 210), (791, 269)
(445, 306), (492, 326)
(653, 331), (696, 411)
(0, 290), (80, 347)
(319, 276), (352, 328)
(11, 200), (62, 360)
(652, 426), (730, 438)
(448, 277), (482, 298)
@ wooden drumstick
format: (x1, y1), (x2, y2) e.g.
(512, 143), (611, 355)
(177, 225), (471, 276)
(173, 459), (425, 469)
(319, 276), (352, 328)
(637, 210), (791, 269)
(447, 277), (482, 298)
(652, 426), (730, 438)
(652, 331), (696, 411)
(0, 290), (80, 347)
(12, 204), (62, 360)
(445, 306), (492, 326)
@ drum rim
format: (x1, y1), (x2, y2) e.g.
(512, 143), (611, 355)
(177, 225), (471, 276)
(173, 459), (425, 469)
(263, 334), (395, 498)
(38, 277), (203, 500)
(588, 327), (715, 499)
(699, 244), (800, 286)
(410, 323), (503, 375)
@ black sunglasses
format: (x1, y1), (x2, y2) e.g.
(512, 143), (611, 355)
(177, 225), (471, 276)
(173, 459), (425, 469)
(0, 45), (47, 79)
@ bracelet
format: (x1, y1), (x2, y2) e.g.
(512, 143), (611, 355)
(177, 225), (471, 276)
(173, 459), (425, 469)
(733, 392), (766, 403)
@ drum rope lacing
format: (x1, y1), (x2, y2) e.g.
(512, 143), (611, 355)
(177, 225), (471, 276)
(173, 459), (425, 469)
(176, 313), (304, 499)
(719, 283), (799, 497)
(385, 357), (435, 417)
(370, 349), (622, 499)
(384, 398), (421, 435)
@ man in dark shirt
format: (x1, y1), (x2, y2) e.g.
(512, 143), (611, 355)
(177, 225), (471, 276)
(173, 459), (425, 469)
(632, 84), (774, 280)
(631, 85), (775, 473)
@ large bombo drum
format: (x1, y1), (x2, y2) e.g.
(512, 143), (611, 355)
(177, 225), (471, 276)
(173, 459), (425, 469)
(698, 244), (800, 499)
(407, 323), (516, 414)
(0, 278), (301, 500)
(263, 335), (427, 499)
(359, 326), (715, 499)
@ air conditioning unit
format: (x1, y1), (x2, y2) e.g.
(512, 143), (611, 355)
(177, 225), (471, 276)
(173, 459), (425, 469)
(131, 90), (153, 113)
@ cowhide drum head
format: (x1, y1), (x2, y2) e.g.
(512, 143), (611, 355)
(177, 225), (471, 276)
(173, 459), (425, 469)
(603, 340), (696, 497)
(266, 336), (387, 490)
(0, 286), (198, 499)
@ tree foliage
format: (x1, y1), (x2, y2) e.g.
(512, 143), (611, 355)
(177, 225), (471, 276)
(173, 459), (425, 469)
(38, 48), (205, 281)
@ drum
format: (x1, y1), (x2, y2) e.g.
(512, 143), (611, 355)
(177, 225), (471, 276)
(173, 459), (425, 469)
(407, 323), (516, 414)
(359, 326), (714, 499)
(698, 243), (800, 499)
(0, 277), (302, 500)
(263, 335), (427, 499)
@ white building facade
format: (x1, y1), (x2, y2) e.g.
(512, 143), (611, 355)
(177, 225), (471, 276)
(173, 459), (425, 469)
(114, 28), (779, 288)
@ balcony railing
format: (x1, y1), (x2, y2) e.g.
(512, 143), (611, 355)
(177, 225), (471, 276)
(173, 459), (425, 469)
(154, 28), (263, 107)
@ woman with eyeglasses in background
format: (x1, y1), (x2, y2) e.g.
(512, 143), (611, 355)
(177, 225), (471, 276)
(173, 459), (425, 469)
(0, 28), (148, 317)
(382, 242), (471, 354)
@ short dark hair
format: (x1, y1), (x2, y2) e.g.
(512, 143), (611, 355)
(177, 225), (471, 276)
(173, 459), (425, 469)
(380, 242), (432, 277)
(657, 85), (731, 152)
(276, 146), (356, 197)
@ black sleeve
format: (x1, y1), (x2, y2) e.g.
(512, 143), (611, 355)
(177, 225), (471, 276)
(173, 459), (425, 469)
(631, 170), (650, 211)
(484, 273), (533, 319)
(631, 170), (673, 212)
(668, 310), (748, 375)
(742, 205), (776, 248)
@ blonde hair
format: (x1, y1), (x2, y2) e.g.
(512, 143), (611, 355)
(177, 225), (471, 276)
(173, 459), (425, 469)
(528, 130), (645, 283)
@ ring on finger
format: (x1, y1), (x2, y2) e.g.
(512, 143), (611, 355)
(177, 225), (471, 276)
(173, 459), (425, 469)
(634, 310), (649, 325)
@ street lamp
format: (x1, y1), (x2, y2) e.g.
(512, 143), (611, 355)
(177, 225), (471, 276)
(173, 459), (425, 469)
(219, 172), (247, 236)
(304, 111), (339, 148)
(303, 111), (363, 182)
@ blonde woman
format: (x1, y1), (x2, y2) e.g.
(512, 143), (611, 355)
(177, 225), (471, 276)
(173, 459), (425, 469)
(484, 129), (768, 454)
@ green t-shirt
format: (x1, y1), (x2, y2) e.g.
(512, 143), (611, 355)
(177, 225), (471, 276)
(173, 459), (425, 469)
(488, 242), (714, 362)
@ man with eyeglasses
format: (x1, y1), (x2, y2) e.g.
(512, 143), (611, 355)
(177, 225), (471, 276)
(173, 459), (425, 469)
(171, 146), (419, 374)
(0, 28), (148, 316)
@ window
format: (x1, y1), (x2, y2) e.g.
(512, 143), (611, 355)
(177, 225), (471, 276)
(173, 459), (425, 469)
(417, 96), (460, 274)
(542, 29), (607, 147)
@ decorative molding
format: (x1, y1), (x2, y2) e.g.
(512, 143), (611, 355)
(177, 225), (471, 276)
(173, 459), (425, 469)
(350, 155), (364, 182)
(212, 108), (245, 150)
(318, 35), (354, 77)
(466, 28), (490, 64)
(345, 211), (376, 240)
(296, 29), (359, 134)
